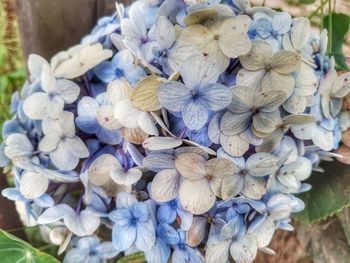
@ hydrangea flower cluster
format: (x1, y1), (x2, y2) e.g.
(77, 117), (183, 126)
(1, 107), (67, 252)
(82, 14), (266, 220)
(2, 0), (350, 262)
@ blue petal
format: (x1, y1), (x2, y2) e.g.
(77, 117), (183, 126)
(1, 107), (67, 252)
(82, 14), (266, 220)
(157, 204), (177, 224)
(1, 188), (26, 202)
(0, 142), (10, 167)
(272, 12), (291, 35)
(96, 128), (123, 145)
(109, 208), (132, 226)
(145, 238), (171, 263)
(199, 83), (232, 111)
(135, 220), (156, 251)
(182, 100), (208, 130)
(186, 126), (212, 147)
(131, 202), (150, 223)
(172, 247), (190, 263)
(94, 242), (118, 259)
(94, 61), (118, 83)
(77, 236), (100, 250)
(76, 116), (99, 134)
(2, 120), (24, 138)
(33, 194), (54, 207)
(63, 248), (89, 263)
(158, 82), (191, 112)
(112, 223), (137, 252)
(256, 18), (273, 39)
(157, 223), (180, 246)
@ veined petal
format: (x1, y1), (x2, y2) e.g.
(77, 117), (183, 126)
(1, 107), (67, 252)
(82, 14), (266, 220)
(151, 169), (180, 202)
(23, 92), (49, 120)
(179, 178), (215, 215)
(135, 220), (156, 252)
(56, 79), (80, 103)
(230, 235), (257, 263)
(221, 175), (244, 200)
(199, 83), (232, 111)
(220, 133), (250, 157)
(220, 111), (252, 136)
(115, 99), (142, 128)
(218, 15), (252, 58)
(239, 41), (272, 71)
(182, 100), (209, 130)
(20, 172), (49, 199)
(112, 223), (136, 251)
(180, 53), (220, 89)
(158, 81), (191, 112)
(64, 210), (100, 237)
(175, 153), (207, 179)
(246, 153), (279, 177)
(241, 175), (266, 200)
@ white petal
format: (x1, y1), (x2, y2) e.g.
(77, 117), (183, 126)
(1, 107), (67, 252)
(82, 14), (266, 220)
(221, 175), (244, 200)
(28, 54), (49, 79)
(142, 137), (182, 151)
(110, 167), (142, 185)
(50, 142), (79, 170)
(64, 210), (100, 237)
(246, 153), (279, 177)
(115, 99), (142, 128)
(38, 135), (60, 152)
(20, 172), (49, 199)
(291, 17), (310, 50)
(156, 16), (176, 50)
(89, 154), (120, 186)
(179, 178), (216, 215)
(220, 133), (249, 157)
(138, 112), (159, 136)
(239, 41), (272, 71)
(206, 157), (236, 178)
(218, 15), (252, 58)
(65, 137), (89, 158)
(250, 217), (275, 248)
(180, 53), (219, 89)
(23, 93), (49, 120)
(241, 175), (266, 200)
(206, 237), (231, 263)
(77, 97), (98, 116)
(37, 204), (71, 224)
(41, 64), (57, 93)
(187, 216), (208, 247)
(270, 50), (301, 74)
(151, 169), (180, 202)
(56, 79), (81, 104)
(230, 235), (257, 263)
(97, 105), (122, 130)
(175, 153), (207, 179)
(107, 79), (132, 106)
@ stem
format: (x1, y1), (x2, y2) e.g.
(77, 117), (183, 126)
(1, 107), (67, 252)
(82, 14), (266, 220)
(116, 252), (145, 263)
(327, 0), (333, 54)
(75, 193), (84, 213)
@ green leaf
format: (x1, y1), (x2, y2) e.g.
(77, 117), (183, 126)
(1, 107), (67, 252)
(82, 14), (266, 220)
(323, 13), (350, 71)
(338, 206), (350, 245)
(299, 0), (316, 4)
(116, 252), (145, 263)
(297, 217), (350, 263)
(0, 229), (59, 263)
(296, 161), (350, 224)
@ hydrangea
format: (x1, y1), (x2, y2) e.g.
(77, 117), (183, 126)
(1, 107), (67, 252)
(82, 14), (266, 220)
(2, 0), (350, 262)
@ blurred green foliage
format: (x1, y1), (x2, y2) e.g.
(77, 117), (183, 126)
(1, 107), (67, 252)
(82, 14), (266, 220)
(0, 1), (25, 133)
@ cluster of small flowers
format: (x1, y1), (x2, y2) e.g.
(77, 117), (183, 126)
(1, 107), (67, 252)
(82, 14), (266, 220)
(2, 0), (350, 262)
